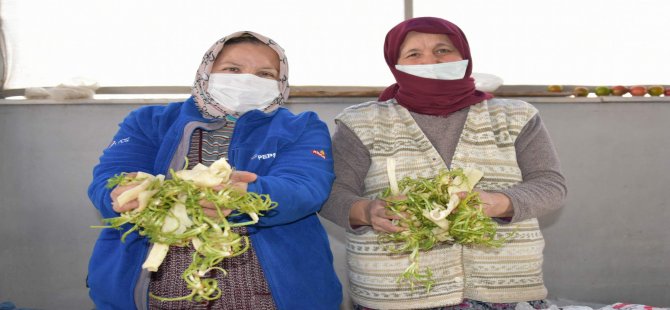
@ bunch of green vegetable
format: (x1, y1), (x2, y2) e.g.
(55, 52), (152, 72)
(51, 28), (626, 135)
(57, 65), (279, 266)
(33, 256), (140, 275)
(378, 161), (509, 292)
(94, 158), (276, 302)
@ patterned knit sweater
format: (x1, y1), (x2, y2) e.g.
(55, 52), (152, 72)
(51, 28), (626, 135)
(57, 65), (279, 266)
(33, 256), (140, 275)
(330, 99), (556, 309)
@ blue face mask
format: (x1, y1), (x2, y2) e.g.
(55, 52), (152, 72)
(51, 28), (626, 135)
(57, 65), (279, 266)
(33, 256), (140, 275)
(395, 59), (469, 80)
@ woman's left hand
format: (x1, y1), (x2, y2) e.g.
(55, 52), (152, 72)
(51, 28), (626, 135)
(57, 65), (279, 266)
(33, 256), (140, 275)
(199, 171), (258, 218)
(457, 190), (513, 218)
(227, 171), (258, 193)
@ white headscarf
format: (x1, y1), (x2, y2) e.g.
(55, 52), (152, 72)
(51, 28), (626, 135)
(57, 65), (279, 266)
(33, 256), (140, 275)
(192, 31), (289, 119)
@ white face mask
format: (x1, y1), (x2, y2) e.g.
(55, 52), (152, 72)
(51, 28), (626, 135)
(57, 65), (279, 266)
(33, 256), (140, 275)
(207, 73), (280, 114)
(395, 59), (469, 80)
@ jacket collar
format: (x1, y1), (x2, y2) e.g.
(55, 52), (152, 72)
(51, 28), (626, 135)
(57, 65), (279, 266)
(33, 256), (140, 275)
(182, 96), (281, 123)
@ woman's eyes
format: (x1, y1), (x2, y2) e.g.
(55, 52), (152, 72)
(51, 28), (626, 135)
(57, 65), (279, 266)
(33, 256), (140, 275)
(218, 67), (277, 79)
(435, 48), (453, 55)
(258, 71), (278, 79)
(405, 50), (451, 58)
(222, 67), (240, 72)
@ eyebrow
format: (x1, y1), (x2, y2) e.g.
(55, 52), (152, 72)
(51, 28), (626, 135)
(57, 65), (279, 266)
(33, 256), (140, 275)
(216, 61), (278, 72)
(434, 42), (455, 49)
(401, 48), (421, 55)
(401, 41), (455, 53)
(216, 61), (242, 67)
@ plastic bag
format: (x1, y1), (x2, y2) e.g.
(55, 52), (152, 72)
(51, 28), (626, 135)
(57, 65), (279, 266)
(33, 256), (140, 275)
(24, 77), (99, 100)
(472, 72), (503, 92)
(599, 303), (669, 310)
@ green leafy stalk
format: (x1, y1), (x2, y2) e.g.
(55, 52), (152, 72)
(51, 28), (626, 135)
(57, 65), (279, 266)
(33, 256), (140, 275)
(94, 162), (276, 303)
(106, 173), (132, 189)
(377, 169), (511, 292)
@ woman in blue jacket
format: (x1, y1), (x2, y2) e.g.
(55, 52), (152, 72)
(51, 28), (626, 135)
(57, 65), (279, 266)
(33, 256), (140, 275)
(87, 31), (342, 310)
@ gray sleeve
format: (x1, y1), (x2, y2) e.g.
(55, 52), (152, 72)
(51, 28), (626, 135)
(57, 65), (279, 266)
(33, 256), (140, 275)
(498, 114), (568, 222)
(318, 121), (370, 229)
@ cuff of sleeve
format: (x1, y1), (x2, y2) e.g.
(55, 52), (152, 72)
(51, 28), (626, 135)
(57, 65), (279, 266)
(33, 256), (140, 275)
(247, 180), (259, 194)
(494, 189), (524, 223)
(493, 217), (512, 224)
(345, 197), (370, 230)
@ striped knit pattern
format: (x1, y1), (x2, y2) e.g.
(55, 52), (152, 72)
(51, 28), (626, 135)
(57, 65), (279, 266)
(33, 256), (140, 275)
(148, 227), (276, 310)
(454, 100), (546, 303)
(336, 99), (546, 309)
(149, 120), (277, 310)
(186, 120), (236, 167)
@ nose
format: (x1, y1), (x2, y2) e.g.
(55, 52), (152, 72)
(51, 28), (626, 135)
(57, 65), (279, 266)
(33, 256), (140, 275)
(418, 55), (440, 65)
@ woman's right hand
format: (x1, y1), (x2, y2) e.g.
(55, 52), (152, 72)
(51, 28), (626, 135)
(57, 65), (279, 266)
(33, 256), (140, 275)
(111, 170), (257, 218)
(111, 177), (234, 218)
(351, 199), (406, 233)
(110, 173), (139, 213)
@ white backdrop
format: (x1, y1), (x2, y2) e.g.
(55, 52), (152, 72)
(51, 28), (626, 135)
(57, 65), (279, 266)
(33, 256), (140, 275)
(2, 0), (669, 89)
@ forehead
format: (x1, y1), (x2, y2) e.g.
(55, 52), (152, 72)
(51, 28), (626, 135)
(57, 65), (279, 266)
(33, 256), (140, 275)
(214, 42), (279, 67)
(400, 31), (454, 50)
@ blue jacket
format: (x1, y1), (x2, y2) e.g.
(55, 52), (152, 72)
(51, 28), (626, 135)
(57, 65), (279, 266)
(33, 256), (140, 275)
(87, 97), (342, 309)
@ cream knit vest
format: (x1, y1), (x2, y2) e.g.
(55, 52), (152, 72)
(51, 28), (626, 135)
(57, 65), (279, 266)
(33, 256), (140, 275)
(337, 99), (547, 309)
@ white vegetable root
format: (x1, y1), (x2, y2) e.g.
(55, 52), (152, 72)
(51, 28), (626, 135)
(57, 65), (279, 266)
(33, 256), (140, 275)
(142, 243), (170, 272)
(447, 167), (484, 195)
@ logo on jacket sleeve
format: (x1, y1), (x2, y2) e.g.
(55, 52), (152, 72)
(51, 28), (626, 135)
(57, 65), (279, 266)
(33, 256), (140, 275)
(107, 137), (130, 149)
(251, 153), (276, 160)
(311, 149), (326, 159)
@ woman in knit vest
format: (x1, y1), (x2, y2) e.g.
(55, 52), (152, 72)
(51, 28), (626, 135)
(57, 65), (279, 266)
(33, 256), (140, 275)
(320, 17), (567, 310)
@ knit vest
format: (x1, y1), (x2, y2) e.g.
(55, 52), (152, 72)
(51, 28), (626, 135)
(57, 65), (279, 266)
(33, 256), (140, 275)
(337, 99), (547, 309)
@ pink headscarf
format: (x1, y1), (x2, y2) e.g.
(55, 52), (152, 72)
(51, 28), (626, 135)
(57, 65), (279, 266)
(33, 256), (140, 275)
(379, 17), (492, 116)
(192, 31), (289, 119)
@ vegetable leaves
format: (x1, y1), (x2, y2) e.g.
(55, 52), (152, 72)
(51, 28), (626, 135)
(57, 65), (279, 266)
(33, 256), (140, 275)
(378, 168), (510, 292)
(95, 158), (275, 302)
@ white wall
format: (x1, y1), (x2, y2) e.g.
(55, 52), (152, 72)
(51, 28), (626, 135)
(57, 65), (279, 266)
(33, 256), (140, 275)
(1, 97), (669, 309)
